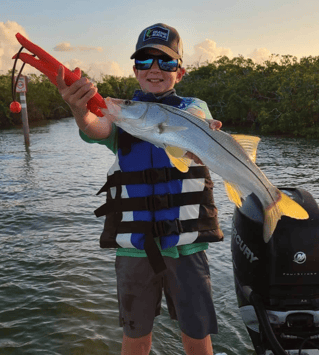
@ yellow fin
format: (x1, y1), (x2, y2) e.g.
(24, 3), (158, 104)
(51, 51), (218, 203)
(224, 181), (243, 207)
(263, 191), (309, 243)
(277, 191), (309, 220)
(165, 148), (191, 173)
(231, 134), (261, 163)
(165, 146), (186, 158)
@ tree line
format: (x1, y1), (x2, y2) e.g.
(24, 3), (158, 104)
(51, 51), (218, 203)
(178, 54), (319, 138)
(1, 54), (318, 138)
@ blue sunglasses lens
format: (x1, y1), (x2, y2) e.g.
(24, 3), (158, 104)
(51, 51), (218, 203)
(158, 59), (179, 71)
(135, 56), (179, 72)
(135, 58), (154, 70)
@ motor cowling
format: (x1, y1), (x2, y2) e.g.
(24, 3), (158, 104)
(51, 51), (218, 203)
(232, 188), (319, 354)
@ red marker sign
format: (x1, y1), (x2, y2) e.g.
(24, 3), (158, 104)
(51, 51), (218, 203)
(15, 75), (27, 93)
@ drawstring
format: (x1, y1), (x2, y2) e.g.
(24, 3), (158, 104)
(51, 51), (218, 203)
(10, 46), (35, 113)
(11, 46), (25, 104)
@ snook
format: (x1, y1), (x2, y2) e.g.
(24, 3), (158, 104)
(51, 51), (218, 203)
(102, 98), (309, 242)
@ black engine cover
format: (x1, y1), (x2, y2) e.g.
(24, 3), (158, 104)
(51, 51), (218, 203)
(232, 188), (319, 307)
(232, 188), (319, 353)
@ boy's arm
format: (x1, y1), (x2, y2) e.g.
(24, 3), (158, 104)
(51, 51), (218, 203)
(186, 104), (222, 130)
(187, 106), (222, 130)
(56, 66), (113, 140)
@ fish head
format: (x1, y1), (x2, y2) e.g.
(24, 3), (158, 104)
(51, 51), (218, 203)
(101, 98), (187, 143)
(101, 97), (151, 131)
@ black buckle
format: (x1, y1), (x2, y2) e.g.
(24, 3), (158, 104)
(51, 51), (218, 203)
(146, 194), (173, 211)
(154, 219), (183, 237)
(143, 168), (171, 184)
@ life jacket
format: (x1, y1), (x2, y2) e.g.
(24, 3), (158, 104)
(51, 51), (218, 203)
(95, 90), (224, 273)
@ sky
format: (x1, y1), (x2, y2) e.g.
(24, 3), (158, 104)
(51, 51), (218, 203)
(1, 0), (319, 80)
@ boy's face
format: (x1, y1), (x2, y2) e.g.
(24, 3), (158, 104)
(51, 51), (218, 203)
(133, 48), (186, 95)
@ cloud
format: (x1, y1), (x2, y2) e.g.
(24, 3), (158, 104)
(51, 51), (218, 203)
(0, 21), (126, 79)
(184, 39), (233, 67)
(63, 58), (129, 80)
(248, 48), (273, 64)
(0, 21), (30, 74)
(54, 42), (103, 52)
(0, 20), (278, 81)
(183, 38), (277, 67)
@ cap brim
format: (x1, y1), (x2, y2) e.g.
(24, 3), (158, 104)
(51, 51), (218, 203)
(130, 44), (181, 60)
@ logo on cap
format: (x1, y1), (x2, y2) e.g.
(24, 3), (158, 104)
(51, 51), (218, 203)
(143, 26), (170, 42)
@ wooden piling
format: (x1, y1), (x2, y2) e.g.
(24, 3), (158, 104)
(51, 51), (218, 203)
(16, 75), (30, 146)
(19, 91), (30, 146)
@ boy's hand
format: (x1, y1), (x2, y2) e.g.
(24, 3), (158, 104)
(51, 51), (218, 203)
(207, 119), (222, 131)
(56, 66), (97, 120)
(185, 108), (222, 164)
(56, 66), (113, 139)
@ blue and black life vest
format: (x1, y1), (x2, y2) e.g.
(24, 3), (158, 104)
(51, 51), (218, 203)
(94, 90), (223, 273)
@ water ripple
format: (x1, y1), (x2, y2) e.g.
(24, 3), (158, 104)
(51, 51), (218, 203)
(0, 119), (318, 354)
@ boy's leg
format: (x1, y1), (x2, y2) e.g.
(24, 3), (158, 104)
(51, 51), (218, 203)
(116, 256), (163, 352)
(181, 332), (213, 355)
(121, 332), (152, 355)
(163, 252), (218, 352)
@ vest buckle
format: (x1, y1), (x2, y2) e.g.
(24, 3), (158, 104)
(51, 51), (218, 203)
(143, 168), (170, 184)
(146, 194), (173, 211)
(154, 219), (183, 237)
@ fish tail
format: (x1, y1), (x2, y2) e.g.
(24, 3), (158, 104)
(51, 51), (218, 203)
(263, 190), (309, 242)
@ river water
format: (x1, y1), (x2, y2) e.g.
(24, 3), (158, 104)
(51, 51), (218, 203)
(0, 118), (318, 355)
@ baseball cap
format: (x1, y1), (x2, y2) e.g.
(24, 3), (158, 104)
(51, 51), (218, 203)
(130, 23), (183, 60)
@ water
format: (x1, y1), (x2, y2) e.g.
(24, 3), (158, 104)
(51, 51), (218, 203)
(1, 118), (318, 355)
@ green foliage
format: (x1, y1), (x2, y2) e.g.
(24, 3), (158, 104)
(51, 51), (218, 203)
(0, 71), (72, 128)
(26, 74), (71, 121)
(177, 54), (319, 138)
(97, 75), (139, 99)
(0, 72), (20, 127)
(0, 70), (139, 128)
(1, 57), (319, 139)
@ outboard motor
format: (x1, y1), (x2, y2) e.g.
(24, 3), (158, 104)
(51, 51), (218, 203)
(232, 188), (319, 355)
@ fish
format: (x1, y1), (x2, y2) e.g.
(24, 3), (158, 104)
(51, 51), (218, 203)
(101, 97), (309, 243)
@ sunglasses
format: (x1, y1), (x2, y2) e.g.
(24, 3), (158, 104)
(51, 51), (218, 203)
(134, 54), (180, 72)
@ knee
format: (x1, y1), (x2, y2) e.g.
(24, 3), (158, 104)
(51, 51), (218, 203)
(181, 332), (213, 355)
(122, 332), (152, 355)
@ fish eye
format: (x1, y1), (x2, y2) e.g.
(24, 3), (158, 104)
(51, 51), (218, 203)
(124, 100), (132, 106)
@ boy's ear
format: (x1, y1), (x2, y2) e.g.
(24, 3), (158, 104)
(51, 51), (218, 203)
(133, 65), (138, 78)
(175, 67), (186, 84)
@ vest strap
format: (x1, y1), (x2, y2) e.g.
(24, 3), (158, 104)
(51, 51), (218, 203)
(144, 231), (167, 274)
(114, 217), (218, 275)
(94, 190), (211, 217)
(96, 166), (208, 195)
(116, 217), (218, 237)
(114, 217), (217, 275)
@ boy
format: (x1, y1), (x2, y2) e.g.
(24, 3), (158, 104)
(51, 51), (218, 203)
(57, 23), (224, 355)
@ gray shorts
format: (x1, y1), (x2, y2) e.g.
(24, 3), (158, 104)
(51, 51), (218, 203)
(115, 251), (218, 339)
